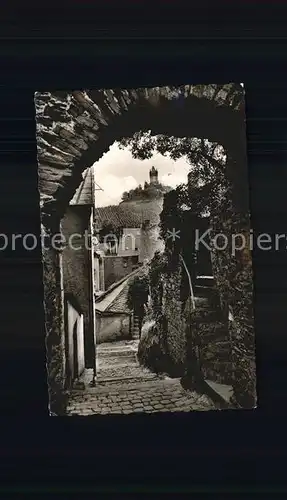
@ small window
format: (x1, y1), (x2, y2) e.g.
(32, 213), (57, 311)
(132, 256), (139, 265)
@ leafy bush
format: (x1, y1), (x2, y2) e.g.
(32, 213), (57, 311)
(138, 318), (184, 377)
(127, 274), (149, 316)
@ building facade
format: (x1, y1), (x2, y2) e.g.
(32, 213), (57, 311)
(95, 267), (146, 344)
(61, 167), (96, 377)
(93, 169), (167, 293)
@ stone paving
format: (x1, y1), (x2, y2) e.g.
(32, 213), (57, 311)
(67, 338), (216, 416)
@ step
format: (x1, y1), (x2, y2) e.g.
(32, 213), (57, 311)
(75, 377), (178, 396)
(194, 285), (217, 298)
(95, 373), (158, 384)
(194, 297), (210, 308)
(196, 276), (215, 288)
(97, 349), (137, 358)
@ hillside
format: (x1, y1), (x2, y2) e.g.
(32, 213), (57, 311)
(119, 198), (164, 227)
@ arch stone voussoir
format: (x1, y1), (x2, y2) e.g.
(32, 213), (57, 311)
(35, 84), (245, 226)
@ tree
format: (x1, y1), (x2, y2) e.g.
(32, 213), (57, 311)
(120, 179), (172, 202)
(117, 132), (227, 212)
(117, 131), (225, 169)
(122, 191), (129, 202)
(117, 131), (248, 216)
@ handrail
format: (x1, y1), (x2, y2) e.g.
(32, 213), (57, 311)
(179, 254), (196, 310)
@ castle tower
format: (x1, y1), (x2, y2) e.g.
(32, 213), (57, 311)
(149, 166), (159, 185)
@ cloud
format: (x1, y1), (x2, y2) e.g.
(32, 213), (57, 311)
(92, 142), (191, 206)
(94, 173), (138, 206)
(161, 172), (188, 189)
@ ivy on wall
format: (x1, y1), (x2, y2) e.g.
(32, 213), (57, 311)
(127, 274), (149, 315)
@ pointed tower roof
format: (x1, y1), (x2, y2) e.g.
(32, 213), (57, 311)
(70, 168), (94, 206)
(150, 166), (158, 174)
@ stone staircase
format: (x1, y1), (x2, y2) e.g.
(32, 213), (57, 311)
(194, 275), (219, 308)
(132, 315), (140, 338)
(195, 275), (215, 288)
(189, 275), (233, 386)
(94, 339), (157, 385)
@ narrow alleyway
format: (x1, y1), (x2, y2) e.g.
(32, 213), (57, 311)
(67, 338), (216, 415)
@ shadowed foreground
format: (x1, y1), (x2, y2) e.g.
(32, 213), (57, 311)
(67, 339), (216, 415)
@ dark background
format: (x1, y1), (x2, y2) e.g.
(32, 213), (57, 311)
(0, 1), (286, 494)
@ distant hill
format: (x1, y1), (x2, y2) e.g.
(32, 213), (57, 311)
(94, 181), (172, 233)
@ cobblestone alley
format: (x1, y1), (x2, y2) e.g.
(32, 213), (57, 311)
(67, 339), (216, 415)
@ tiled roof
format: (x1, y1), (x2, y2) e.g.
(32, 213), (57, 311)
(120, 199), (164, 227)
(94, 204), (142, 229)
(95, 266), (146, 314)
(94, 198), (163, 230)
(107, 286), (129, 313)
(70, 168), (94, 206)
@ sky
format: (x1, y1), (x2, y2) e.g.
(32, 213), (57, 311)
(92, 142), (191, 207)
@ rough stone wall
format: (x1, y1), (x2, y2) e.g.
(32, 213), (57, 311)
(138, 252), (186, 376)
(208, 175), (256, 407)
(200, 340), (233, 384)
(185, 302), (232, 385)
(61, 206), (94, 367)
(41, 225), (67, 416)
(162, 266), (187, 370)
(229, 257), (255, 408)
(185, 146), (256, 406)
(144, 256), (233, 384)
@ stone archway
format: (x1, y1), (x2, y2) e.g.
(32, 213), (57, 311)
(35, 84), (245, 224)
(35, 83), (249, 414)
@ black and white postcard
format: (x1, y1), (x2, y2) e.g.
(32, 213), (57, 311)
(35, 84), (256, 416)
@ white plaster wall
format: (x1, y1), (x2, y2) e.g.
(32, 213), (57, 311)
(96, 313), (130, 343)
(67, 301), (85, 379)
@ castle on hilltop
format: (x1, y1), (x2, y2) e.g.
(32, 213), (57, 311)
(149, 166), (159, 185)
(120, 166), (171, 204)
